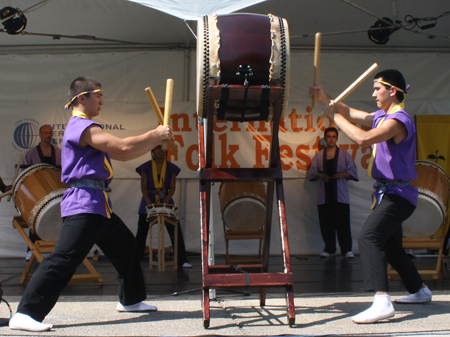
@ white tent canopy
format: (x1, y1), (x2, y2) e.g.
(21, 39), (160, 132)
(0, 0), (449, 258)
(126, 0), (268, 20)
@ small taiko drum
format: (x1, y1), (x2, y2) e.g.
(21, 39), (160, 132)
(402, 160), (450, 237)
(219, 182), (266, 231)
(146, 204), (179, 222)
(12, 164), (68, 242)
(197, 13), (290, 121)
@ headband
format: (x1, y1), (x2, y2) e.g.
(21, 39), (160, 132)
(64, 89), (102, 110)
(374, 79), (410, 94)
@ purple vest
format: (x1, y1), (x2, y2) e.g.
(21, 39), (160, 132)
(60, 116), (113, 218)
(370, 108), (418, 206)
(136, 160), (181, 214)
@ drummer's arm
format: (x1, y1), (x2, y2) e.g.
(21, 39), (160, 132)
(140, 172), (152, 206)
(163, 173), (177, 204)
(310, 85), (374, 127)
(80, 124), (172, 161)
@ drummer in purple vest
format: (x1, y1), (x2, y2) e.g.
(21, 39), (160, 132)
(9, 76), (173, 332)
(310, 69), (431, 324)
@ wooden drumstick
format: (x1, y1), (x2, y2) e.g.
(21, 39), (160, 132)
(144, 87), (178, 154)
(162, 79), (174, 151)
(319, 63), (379, 118)
(8, 153), (23, 201)
(307, 32), (321, 112)
(0, 190), (12, 200)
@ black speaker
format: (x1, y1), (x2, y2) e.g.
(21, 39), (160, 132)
(1, 6), (27, 35)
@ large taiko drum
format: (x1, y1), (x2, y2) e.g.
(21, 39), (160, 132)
(197, 13), (290, 121)
(12, 164), (68, 242)
(219, 182), (266, 231)
(402, 160), (450, 237)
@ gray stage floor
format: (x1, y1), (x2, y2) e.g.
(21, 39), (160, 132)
(1, 254), (450, 336)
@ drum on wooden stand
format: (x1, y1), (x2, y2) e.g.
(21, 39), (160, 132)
(12, 164), (68, 242)
(197, 13), (290, 122)
(402, 160), (450, 237)
(219, 182), (266, 231)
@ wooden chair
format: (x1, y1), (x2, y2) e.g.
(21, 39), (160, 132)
(388, 217), (449, 280)
(148, 214), (178, 271)
(12, 216), (103, 285)
(224, 227), (264, 265)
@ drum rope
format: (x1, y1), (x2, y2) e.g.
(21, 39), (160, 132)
(29, 190), (65, 234)
(201, 15), (210, 117)
(278, 16), (287, 117)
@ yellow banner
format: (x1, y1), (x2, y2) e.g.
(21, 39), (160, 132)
(416, 115), (450, 175)
(415, 115), (450, 238)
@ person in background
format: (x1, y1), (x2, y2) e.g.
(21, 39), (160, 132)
(309, 127), (358, 259)
(23, 125), (61, 169)
(23, 125), (62, 260)
(135, 145), (192, 268)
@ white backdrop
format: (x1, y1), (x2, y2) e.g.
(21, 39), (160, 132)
(1, 50), (449, 258)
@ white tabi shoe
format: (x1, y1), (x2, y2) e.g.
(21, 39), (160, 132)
(117, 301), (158, 312)
(394, 286), (432, 304)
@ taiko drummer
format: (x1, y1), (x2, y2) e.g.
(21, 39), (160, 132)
(9, 76), (173, 332)
(310, 69), (432, 324)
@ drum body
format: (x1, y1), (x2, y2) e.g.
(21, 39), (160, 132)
(402, 160), (450, 237)
(219, 182), (266, 231)
(197, 13), (290, 121)
(12, 164), (68, 242)
(146, 204), (179, 222)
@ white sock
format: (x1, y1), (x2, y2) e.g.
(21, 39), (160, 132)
(352, 294), (395, 324)
(9, 313), (53, 332)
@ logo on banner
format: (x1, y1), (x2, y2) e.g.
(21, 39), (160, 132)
(13, 119), (40, 150)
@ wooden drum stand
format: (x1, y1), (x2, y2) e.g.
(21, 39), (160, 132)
(197, 13), (295, 328)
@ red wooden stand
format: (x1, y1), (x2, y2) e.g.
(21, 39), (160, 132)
(198, 84), (295, 328)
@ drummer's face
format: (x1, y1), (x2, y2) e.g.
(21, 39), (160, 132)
(84, 86), (103, 117)
(372, 78), (392, 111)
(152, 146), (166, 159)
(325, 131), (338, 148)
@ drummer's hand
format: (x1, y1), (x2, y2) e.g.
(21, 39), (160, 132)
(5, 185), (11, 192)
(155, 125), (174, 141)
(309, 85), (328, 104)
(322, 100), (337, 120)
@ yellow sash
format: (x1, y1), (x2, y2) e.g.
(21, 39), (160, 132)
(152, 159), (167, 204)
(72, 110), (113, 218)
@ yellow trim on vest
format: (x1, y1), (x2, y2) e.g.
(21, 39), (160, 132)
(103, 191), (112, 218)
(72, 109), (113, 218)
(72, 110), (89, 119)
(152, 159), (167, 204)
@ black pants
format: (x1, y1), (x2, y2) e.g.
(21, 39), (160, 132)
(318, 202), (352, 255)
(135, 213), (189, 266)
(358, 193), (423, 293)
(17, 213), (147, 322)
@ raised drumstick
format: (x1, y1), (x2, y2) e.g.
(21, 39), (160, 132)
(319, 63), (379, 117)
(307, 32), (322, 113)
(162, 79), (174, 151)
(144, 87), (178, 154)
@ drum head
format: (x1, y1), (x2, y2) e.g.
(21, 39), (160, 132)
(34, 198), (64, 242)
(222, 198), (265, 231)
(402, 193), (444, 237)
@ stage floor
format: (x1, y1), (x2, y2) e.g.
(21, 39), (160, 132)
(1, 253), (450, 297)
(1, 254), (450, 336)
